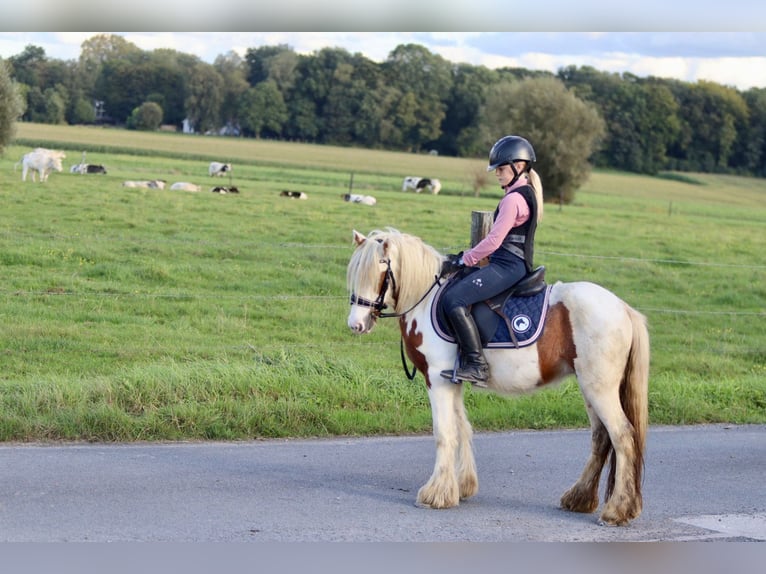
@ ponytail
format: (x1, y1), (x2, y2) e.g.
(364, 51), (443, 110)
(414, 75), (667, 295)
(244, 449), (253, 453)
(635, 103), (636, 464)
(527, 168), (544, 223)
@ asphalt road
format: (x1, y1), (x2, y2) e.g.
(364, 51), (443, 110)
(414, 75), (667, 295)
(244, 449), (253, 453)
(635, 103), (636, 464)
(0, 424), (764, 542)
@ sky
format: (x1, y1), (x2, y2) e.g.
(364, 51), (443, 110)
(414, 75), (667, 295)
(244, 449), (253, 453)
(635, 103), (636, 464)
(2, 3), (766, 91)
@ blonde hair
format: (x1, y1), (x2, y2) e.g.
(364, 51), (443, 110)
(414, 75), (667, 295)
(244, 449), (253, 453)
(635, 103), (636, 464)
(527, 168), (544, 223)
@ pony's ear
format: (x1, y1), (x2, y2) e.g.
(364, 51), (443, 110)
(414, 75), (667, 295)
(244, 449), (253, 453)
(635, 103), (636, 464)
(352, 230), (366, 246)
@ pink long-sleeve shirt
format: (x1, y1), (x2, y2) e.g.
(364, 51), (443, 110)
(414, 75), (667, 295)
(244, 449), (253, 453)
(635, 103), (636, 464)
(461, 176), (531, 267)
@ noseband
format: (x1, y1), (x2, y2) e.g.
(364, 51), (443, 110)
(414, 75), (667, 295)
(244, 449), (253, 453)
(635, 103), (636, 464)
(349, 258), (398, 318)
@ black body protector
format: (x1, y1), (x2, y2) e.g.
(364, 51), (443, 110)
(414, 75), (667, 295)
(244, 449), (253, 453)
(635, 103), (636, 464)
(495, 184), (538, 273)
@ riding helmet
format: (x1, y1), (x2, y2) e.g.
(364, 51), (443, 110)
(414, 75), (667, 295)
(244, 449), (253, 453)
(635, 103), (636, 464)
(487, 135), (536, 172)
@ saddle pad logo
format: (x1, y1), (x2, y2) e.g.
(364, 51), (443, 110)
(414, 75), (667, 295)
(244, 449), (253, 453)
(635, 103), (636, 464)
(512, 314), (532, 333)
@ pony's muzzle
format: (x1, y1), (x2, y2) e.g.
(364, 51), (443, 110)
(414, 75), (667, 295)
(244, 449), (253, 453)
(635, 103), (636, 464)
(347, 312), (376, 334)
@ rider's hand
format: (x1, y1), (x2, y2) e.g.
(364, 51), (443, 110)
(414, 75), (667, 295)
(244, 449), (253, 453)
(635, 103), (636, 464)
(440, 252), (464, 278)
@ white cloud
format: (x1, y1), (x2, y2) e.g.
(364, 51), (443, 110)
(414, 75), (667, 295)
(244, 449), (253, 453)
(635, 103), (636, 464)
(2, 31), (766, 91)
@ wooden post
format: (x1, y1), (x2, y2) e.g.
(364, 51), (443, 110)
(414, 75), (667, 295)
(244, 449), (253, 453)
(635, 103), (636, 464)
(470, 210), (493, 247)
(470, 210), (493, 267)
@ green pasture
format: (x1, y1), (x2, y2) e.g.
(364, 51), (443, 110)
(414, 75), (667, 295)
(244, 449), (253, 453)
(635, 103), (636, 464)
(0, 124), (764, 442)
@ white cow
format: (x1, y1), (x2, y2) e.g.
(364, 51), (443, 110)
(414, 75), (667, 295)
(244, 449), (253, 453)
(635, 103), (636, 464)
(342, 193), (376, 206)
(17, 148), (66, 182)
(170, 182), (202, 192)
(209, 162), (232, 177)
(122, 179), (166, 189)
(401, 176), (441, 195)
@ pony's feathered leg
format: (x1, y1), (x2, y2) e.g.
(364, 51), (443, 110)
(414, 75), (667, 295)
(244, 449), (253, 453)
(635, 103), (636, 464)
(566, 305), (649, 526)
(416, 379), (467, 508)
(454, 389), (478, 500)
(560, 405), (611, 514)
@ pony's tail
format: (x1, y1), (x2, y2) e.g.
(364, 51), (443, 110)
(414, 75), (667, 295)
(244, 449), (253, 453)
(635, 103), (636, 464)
(606, 305), (650, 504)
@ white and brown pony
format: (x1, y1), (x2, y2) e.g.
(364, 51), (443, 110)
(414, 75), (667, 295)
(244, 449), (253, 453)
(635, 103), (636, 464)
(346, 228), (650, 526)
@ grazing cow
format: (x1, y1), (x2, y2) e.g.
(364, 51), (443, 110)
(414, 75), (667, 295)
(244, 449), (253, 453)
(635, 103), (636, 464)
(209, 162), (232, 177)
(401, 176), (441, 195)
(211, 186), (240, 194)
(71, 163), (107, 174)
(16, 148), (66, 182)
(170, 182), (202, 192)
(122, 179), (166, 189)
(341, 193), (377, 206)
(280, 190), (307, 200)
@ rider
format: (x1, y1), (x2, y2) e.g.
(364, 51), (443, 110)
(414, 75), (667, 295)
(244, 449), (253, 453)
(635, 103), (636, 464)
(440, 135), (544, 386)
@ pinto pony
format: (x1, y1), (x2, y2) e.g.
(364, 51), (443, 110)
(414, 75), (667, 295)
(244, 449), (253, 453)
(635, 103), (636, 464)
(346, 228), (650, 526)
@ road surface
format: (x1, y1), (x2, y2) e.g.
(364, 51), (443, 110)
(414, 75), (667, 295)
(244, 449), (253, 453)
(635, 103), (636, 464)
(0, 424), (764, 542)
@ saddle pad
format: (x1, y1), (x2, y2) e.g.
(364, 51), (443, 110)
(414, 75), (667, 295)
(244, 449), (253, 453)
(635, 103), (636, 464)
(432, 281), (552, 349)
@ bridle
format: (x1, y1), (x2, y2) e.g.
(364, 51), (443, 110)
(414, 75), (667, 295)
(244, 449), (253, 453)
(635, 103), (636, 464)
(349, 258), (398, 318)
(349, 257), (442, 380)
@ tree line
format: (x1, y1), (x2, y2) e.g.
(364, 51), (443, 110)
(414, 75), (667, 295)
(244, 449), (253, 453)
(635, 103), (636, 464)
(3, 34), (766, 190)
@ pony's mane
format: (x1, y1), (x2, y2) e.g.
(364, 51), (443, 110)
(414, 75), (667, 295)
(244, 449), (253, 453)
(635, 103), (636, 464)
(347, 228), (443, 313)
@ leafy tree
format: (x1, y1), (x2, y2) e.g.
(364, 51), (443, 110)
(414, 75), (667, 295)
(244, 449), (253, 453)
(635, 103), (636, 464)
(667, 80), (749, 172)
(79, 34), (143, 100)
(282, 47), (356, 143)
(68, 94), (96, 124)
(184, 62), (224, 133)
(41, 86), (68, 124)
(245, 44), (296, 87)
(0, 58), (25, 153)
(381, 44), (452, 151)
(127, 101), (163, 130)
(238, 81), (288, 138)
(214, 51), (249, 132)
(95, 58), (186, 125)
(559, 66), (680, 175)
(323, 56), (387, 147)
(7, 45), (47, 87)
(439, 64), (500, 157)
(736, 88), (766, 176)
(481, 76), (605, 203)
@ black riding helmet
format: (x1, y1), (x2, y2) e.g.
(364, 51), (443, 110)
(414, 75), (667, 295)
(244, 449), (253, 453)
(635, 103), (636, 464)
(487, 135), (536, 172)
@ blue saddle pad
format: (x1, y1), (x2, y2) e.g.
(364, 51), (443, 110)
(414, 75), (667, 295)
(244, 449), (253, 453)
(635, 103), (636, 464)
(432, 281), (552, 349)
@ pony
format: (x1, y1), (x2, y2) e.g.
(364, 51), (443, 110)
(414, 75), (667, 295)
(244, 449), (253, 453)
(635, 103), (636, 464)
(346, 228), (650, 526)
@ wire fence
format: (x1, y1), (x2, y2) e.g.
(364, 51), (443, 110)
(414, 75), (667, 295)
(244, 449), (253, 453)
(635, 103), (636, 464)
(2, 246), (764, 313)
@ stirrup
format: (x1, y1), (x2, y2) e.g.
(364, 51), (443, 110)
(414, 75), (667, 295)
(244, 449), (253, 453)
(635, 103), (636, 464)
(440, 365), (488, 388)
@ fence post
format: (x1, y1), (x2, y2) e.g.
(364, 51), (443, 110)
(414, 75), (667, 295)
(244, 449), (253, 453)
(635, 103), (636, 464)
(470, 210), (493, 247)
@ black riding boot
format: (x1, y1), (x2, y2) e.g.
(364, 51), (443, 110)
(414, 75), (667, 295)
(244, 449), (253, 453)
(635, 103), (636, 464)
(440, 306), (489, 386)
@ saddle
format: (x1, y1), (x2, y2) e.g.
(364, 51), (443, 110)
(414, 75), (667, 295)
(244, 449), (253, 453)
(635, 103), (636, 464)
(434, 266), (550, 348)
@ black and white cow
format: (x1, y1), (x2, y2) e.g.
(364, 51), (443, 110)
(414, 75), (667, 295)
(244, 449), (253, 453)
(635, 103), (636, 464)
(211, 186), (240, 194)
(16, 148), (66, 182)
(71, 163), (107, 174)
(280, 190), (307, 200)
(209, 162), (232, 177)
(401, 176), (442, 195)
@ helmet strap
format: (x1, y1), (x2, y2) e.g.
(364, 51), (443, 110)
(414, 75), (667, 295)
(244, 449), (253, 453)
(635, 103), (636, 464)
(504, 162), (529, 190)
